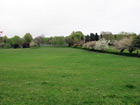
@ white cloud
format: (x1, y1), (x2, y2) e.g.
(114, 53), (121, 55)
(0, 0), (140, 37)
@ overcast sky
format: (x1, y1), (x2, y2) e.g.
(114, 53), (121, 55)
(0, 0), (140, 38)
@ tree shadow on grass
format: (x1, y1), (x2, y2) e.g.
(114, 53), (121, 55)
(72, 47), (139, 58)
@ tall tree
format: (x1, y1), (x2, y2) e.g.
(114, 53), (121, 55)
(34, 35), (46, 46)
(23, 33), (33, 43)
(51, 36), (65, 46)
(12, 35), (21, 45)
(100, 34), (103, 39)
(66, 31), (85, 46)
(95, 33), (99, 41)
(85, 35), (90, 42)
(132, 35), (140, 49)
(100, 31), (113, 41)
(65, 36), (74, 47)
(90, 33), (95, 41)
(2, 36), (8, 43)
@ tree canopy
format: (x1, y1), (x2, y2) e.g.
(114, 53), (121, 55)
(23, 33), (33, 43)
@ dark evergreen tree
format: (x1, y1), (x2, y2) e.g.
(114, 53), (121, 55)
(85, 35), (90, 42)
(100, 34), (103, 39)
(90, 33), (95, 41)
(95, 33), (99, 41)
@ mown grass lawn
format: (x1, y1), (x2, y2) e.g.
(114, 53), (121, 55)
(0, 47), (140, 105)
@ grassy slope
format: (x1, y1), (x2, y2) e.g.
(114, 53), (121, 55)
(0, 47), (140, 105)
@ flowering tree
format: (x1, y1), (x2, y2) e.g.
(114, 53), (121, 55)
(95, 38), (109, 51)
(115, 36), (136, 53)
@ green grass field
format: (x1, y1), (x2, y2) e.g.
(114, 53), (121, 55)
(0, 47), (140, 105)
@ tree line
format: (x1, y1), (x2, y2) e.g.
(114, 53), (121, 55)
(0, 31), (140, 56)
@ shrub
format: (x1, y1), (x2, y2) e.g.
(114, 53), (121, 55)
(4, 43), (11, 49)
(22, 42), (30, 48)
(0, 43), (5, 48)
(95, 38), (109, 51)
(73, 43), (79, 48)
(80, 40), (85, 46)
(82, 43), (87, 48)
(30, 41), (38, 48)
(83, 41), (96, 49)
(14, 44), (20, 48)
(6, 38), (13, 47)
(87, 41), (96, 49)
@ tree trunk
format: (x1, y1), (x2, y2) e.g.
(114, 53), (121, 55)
(137, 51), (140, 58)
(120, 49), (124, 53)
(129, 50), (133, 54)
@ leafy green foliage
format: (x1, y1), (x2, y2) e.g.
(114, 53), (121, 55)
(30, 41), (38, 48)
(132, 35), (140, 49)
(0, 37), (3, 43)
(65, 36), (74, 47)
(6, 38), (13, 46)
(12, 36), (21, 45)
(2, 36), (8, 43)
(0, 42), (5, 48)
(66, 31), (85, 46)
(44, 37), (50, 44)
(23, 33), (33, 43)
(51, 36), (65, 46)
(34, 36), (46, 46)
(4, 43), (11, 48)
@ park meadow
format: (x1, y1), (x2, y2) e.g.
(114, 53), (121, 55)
(0, 31), (140, 105)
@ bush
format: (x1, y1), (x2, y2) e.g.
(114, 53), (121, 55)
(0, 43), (5, 48)
(30, 41), (38, 48)
(82, 41), (96, 49)
(14, 44), (20, 48)
(80, 40), (85, 46)
(73, 43), (80, 48)
(4, 43), (11, 49)
(95, 39), (109, 51)
(22, 42), (30, 48)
